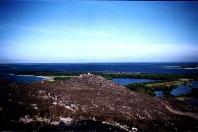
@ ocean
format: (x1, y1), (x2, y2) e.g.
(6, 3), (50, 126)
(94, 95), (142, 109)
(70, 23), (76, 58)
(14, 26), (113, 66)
(0, 62), (198, 74)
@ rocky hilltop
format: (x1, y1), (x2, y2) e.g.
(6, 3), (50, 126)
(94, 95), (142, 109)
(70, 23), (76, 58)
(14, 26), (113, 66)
(0, 73), (197, 131)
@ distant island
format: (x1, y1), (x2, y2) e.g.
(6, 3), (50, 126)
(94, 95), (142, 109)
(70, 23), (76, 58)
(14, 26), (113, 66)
(177, 65), (198, 70)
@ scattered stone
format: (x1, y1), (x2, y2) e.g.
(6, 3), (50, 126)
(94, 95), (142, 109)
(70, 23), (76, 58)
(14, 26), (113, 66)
(64, 105), (73, 111)
(19, 115), (33, 124)
(43, 95), (49, 100)
(30, 104), (37, 107)
(132, 127), (138, 132)
(59, 117), (73, 125)
(52, 102), (57, 105)
(50, 121), (60, 125)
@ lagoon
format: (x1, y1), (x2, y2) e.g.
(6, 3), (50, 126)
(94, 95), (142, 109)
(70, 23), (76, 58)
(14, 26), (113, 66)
(0, 74), (47, 84)
(112, 77), (198, 98)
(155, 91), (164, 97)
(171, 80), (198, 96)
(112, 78), (155, 85)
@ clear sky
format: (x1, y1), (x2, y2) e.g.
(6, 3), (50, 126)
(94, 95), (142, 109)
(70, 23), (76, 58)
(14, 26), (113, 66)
(0, 1), (198, 63)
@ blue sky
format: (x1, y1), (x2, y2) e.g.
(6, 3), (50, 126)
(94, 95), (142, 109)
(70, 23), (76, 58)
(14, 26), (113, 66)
(0, 1), (198, 63)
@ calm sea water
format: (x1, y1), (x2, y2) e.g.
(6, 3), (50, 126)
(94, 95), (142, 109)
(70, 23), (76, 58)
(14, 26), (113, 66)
(0, 74), (47, 84)
(112, 78), (155, 85)
(113, 78), (198, 97)
(155, 91), (164, 97)
(0, 62), (198, 85)
(171, 80), (198, 96)
(0, 62), (198, 74)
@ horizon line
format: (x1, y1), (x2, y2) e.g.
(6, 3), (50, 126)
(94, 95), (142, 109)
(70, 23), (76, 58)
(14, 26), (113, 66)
(0, 62), (198, 64)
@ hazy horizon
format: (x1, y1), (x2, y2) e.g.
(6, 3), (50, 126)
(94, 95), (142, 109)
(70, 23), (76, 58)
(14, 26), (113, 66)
(0, 1), (198, 63)
(1, 62), (198, 64)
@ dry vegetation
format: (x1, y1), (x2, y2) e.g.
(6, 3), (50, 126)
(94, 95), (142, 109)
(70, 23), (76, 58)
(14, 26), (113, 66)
(0, 74), (197, 131)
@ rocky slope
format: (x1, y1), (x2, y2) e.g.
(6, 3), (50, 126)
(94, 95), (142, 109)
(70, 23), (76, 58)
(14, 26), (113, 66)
(0, 73), (197, 131)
